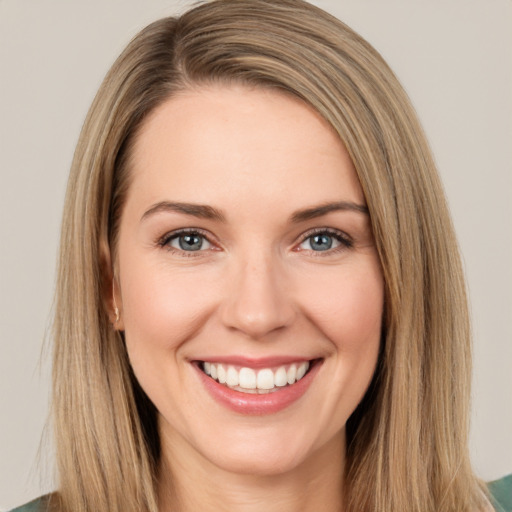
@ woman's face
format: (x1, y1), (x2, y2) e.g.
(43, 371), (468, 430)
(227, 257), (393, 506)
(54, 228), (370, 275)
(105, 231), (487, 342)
(115, 85), (383, 476)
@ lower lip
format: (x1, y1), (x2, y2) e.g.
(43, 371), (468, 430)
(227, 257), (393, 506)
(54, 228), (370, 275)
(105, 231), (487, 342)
(194, 361), (321, 415)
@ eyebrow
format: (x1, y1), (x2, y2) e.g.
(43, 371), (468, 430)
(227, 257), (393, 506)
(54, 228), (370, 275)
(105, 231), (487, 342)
(141, 201), (227, 222)
(140, 200), (368, 224)
(290, 201), (369, 223)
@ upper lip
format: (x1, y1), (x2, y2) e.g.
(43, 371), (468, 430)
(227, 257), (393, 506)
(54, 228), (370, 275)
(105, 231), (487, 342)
(192, 355), (317, 369)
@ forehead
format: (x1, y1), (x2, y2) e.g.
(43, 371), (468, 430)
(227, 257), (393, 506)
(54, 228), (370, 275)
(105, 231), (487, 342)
(126, 85), (364, 217)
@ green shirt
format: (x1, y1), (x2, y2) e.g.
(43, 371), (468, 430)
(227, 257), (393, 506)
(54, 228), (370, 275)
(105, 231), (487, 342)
(8, 474), (512, 511)
(489, 474), (512, 512)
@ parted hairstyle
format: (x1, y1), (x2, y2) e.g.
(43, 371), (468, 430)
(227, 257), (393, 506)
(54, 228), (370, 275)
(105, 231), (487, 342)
(51, 0), (488, 511)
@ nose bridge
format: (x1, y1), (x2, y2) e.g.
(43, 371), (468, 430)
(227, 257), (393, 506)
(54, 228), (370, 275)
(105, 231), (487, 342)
(221, 246), (295, 339)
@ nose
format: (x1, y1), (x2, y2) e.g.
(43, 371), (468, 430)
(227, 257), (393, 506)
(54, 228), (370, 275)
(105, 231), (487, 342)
(220, 252), (296, 340)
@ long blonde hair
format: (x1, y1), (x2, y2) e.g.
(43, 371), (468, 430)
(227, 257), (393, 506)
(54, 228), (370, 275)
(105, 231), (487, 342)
(52, 1), (487, 510)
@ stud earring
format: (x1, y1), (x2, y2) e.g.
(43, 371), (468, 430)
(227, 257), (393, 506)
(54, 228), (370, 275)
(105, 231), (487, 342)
(112, 279), (120, 324)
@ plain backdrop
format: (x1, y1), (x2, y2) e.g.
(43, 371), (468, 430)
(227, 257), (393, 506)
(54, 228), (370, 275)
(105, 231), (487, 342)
(1, 0), (511, 509)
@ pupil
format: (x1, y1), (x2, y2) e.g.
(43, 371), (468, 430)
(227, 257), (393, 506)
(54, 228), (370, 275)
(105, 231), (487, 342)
(179, 234), (202, 251)
(311, 234), (332, 251)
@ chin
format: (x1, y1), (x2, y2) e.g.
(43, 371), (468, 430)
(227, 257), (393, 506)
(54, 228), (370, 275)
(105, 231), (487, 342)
(206, 443), (311, 477)
(189, 421), (342, 479)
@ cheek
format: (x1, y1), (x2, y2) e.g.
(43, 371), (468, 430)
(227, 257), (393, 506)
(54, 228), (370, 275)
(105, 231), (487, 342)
(305, 262), (383, 418)
(119, 256), (217, 353)
(300, 261), (384, 352)
(118, 258), (217, 412)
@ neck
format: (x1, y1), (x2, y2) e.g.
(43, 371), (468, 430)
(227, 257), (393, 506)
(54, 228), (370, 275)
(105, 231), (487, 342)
(157, 429), (345, 512)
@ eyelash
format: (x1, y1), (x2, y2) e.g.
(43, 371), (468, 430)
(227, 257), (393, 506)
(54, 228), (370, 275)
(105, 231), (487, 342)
(157, 228), (215, 257)
(156, 227), (353, 256)
(296, 228), (353, 255)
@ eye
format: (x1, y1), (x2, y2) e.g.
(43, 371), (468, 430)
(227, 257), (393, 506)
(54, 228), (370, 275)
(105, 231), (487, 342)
(297, 229), (352, 252)
(161, 230), (212, 252)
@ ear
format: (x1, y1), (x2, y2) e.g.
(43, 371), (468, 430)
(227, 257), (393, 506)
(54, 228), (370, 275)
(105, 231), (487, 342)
(99, 239), (125, 330)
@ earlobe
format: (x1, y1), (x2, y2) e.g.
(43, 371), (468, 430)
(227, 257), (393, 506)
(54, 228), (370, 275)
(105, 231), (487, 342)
(111, 278), (125, 330)
(99, 239), (124, 330)
(112, 279), (120, 324)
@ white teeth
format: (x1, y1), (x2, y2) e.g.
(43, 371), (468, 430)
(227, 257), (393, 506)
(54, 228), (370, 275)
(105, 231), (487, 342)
(239, 367), (257, 389)
(287, 364), (297, 385)
(274, 366), (288, 387)
(217, 365), (227, 384)
(296, 362), (308, 380)
(201, 361), (311, 392)
(226, 366), (239, 387)
(256, 369), (274, 390)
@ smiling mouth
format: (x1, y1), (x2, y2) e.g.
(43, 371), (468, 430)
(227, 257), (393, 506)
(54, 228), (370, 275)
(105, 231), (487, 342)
(199, 360), (317, 394)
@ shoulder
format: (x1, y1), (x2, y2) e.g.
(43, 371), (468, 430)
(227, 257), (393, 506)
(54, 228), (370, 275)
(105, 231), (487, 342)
(6, 495), (50, 512)
(488, 474), (512, 512)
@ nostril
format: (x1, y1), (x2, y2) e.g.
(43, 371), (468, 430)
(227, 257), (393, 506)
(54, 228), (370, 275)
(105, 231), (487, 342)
(220, 293), (296, 340)
(219, 258), (296, 338)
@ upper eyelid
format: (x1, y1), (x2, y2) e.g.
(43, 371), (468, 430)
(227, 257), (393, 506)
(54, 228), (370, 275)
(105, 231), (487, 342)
(297, 227), (352, 242)
(158, 227), (215, 246)
(156, 226), (352, 249)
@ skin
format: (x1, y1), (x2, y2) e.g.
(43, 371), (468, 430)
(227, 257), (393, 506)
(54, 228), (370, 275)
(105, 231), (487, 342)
(113, 85), (384, 512)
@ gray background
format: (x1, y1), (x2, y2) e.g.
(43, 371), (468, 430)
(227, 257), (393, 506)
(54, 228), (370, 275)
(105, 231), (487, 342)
(1, 0), (511, 509)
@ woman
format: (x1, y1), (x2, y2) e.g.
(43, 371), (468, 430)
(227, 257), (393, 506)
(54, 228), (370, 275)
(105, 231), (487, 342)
(8, 0), (510, 511)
